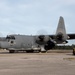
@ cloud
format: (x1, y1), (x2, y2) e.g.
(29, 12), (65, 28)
(0, 0), (75, 37)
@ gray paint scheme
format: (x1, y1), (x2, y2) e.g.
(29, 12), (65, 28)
(0, 35), (39, 50)
(0, 16), (75, 53)
(56, 16), (68, 40)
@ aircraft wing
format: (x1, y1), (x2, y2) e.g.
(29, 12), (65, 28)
(49, 34), (75, 40)
(67, 34), (75, 40)
(49, 35), (54, 39)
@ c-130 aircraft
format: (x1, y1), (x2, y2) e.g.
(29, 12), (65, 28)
(0, 16), (75, 53)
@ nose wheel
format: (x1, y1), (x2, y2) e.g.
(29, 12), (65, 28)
(40, 45), (47, 53)
(9, 50), (15, 53)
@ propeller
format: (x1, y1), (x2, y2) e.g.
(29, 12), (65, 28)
(0, 32), (4, 37)
(35, 30), (50, 45)
(0, 32), (6, 41)
(56, 32), (63, 41)
(38, 35), (45, 42)
(35, 29), (56, 51)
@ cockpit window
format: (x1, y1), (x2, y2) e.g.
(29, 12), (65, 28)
(6, 35), (15, 40)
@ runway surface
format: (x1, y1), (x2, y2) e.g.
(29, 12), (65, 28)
(0, 50), (75, 75)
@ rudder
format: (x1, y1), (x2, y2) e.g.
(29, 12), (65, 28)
(56, 16), (68, 41)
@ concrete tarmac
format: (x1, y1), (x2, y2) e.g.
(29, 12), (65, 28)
(0, 50), (75, 75)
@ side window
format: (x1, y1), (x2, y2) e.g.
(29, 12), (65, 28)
(9, 40), (16, 46)
(10, 41), (14, 44)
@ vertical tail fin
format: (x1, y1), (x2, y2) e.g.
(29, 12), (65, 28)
(56, 16), (66, 35)
(56, 16), (67, 40)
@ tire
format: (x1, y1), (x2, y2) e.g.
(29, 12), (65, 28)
(9, 50), (15, 53)
(41, 50), (47, 53)
(26, 50), (34, 53)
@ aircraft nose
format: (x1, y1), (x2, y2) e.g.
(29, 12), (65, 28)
(0, 42), (8, 49)
(0, 42), (3, 49)
(0, 43), (1, 48)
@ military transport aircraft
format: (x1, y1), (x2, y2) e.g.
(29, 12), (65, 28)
(0, 16), (75, 53)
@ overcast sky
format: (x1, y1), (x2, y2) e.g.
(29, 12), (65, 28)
(0, 0), (75, 44)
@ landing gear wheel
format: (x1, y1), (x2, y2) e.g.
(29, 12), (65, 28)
(26, 50), (34, 53)
(9, 50), (15, 53)
(41, 51), (47, 53)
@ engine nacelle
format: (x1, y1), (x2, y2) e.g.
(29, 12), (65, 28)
(56, 32), (63, 41)
(35, 35), (50, 45)
(35, 35), (55, 50)
(44, 40), (55, 50)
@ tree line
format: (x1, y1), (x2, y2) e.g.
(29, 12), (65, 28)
(53, 44), (75, 50)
